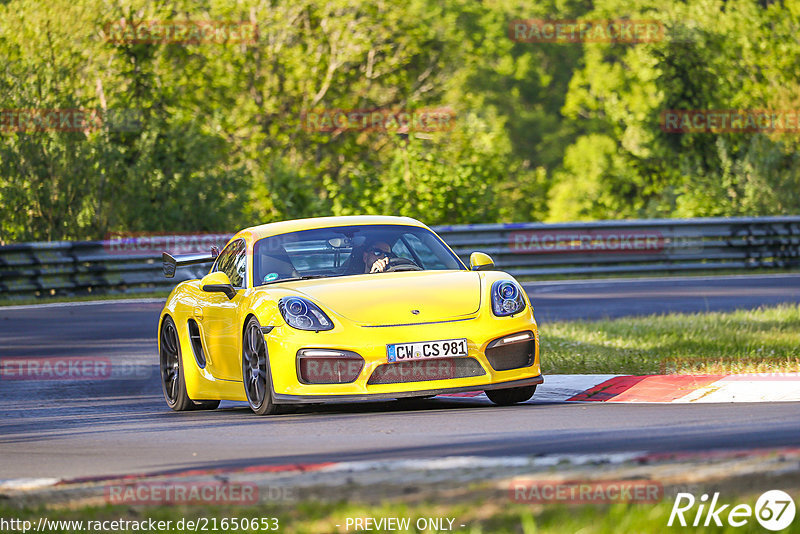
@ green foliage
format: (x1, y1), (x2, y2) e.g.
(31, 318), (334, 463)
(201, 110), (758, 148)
(555, 0), (800, 221)
(1, 0), (799, 243)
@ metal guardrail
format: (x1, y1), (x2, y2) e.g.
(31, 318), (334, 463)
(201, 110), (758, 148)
(1, 217), (799, 299)
(438, 216), (800, 276)
(0, 238), (229, 298)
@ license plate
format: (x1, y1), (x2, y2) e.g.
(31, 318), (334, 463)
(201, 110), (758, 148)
(387, 338), (468, 362)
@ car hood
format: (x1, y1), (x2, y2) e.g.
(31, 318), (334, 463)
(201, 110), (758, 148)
(289, 270), (482, 325)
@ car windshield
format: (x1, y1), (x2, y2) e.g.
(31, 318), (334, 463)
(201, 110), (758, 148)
(253, 224), (464, 286)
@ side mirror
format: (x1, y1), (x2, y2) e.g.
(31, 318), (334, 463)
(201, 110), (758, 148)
(200, 271), (236, 300)
(469, 252), (495, 271)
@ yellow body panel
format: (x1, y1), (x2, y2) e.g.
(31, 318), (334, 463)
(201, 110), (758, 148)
(158, 216), (541, 404)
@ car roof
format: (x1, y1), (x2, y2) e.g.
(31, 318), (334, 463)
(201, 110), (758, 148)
(234, 215), (428, 242)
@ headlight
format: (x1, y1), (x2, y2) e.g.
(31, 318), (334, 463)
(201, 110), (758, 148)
(491, 280), (526, 317)
(279, 297), (334, 331)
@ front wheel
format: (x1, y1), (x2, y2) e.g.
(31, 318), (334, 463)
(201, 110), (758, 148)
(485, 385), (536, 406)
(242, 317), (278, 415)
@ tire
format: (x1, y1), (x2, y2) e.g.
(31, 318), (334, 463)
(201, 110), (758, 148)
(485, 385), (536, 406)
(242, 317), (278, 415)
(160, 316), (220, 411)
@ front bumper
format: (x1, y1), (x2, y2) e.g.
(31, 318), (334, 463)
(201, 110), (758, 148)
(264, 310), (541, 401)
(273, 375), (543, 404)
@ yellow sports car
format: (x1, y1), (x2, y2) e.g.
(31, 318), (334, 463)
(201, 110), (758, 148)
(159, 215), (542, 415)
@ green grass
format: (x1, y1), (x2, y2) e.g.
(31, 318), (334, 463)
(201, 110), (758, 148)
(0, 290), (170, 307)
(540, 304), (800, 375)
(0, 493), (789, 533)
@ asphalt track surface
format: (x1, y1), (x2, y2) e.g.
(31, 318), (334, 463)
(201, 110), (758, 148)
(1, 274), (799, 480)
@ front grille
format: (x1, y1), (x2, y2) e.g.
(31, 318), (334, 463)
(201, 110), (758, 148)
(367, 357), (485, 385)
(485, 339), (535, 371)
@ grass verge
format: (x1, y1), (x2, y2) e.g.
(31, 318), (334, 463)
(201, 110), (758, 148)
(0, 290), (170, 307)
(539, 304), (800, 375)
(0, 492), (792, 533)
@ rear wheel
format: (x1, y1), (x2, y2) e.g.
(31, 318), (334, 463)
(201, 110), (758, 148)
(243, 317), (278, 415)
(486, 385), (536, 406)
(160, 316), (219, 411)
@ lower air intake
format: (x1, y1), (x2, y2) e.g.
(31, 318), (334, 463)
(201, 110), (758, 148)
(485, 338), (535, 371)
(367, 357), (485, 385)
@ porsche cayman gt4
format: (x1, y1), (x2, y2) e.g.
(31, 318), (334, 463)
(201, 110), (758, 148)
(158, 215), (542, 415)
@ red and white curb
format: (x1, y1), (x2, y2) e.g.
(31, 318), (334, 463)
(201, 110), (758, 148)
(0, 463), (335, 493)
(440, 373), (800, 403)
(0, 455), (642, 493)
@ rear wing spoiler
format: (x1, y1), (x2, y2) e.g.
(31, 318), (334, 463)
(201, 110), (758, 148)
(162, 248), (219, 278)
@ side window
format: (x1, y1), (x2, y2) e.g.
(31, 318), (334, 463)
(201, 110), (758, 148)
(402, 233), (449, 269)
(391, 239), (412, 260)
(213, 239), (247, 288)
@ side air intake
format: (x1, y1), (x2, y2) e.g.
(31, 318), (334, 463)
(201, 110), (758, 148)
(187, 319), (207, 368)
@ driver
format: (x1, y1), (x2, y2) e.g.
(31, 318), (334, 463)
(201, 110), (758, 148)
(363, 241), (394, 273)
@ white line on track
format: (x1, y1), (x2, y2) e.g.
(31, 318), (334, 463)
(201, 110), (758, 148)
(522, 273), (800, 290)
(0, 478), (60, 491)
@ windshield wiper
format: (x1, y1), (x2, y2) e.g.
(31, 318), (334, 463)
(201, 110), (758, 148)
(260, 274), (328, 286)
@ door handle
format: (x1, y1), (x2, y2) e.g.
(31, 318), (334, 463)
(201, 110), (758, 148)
(193, 306), (204, 320)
